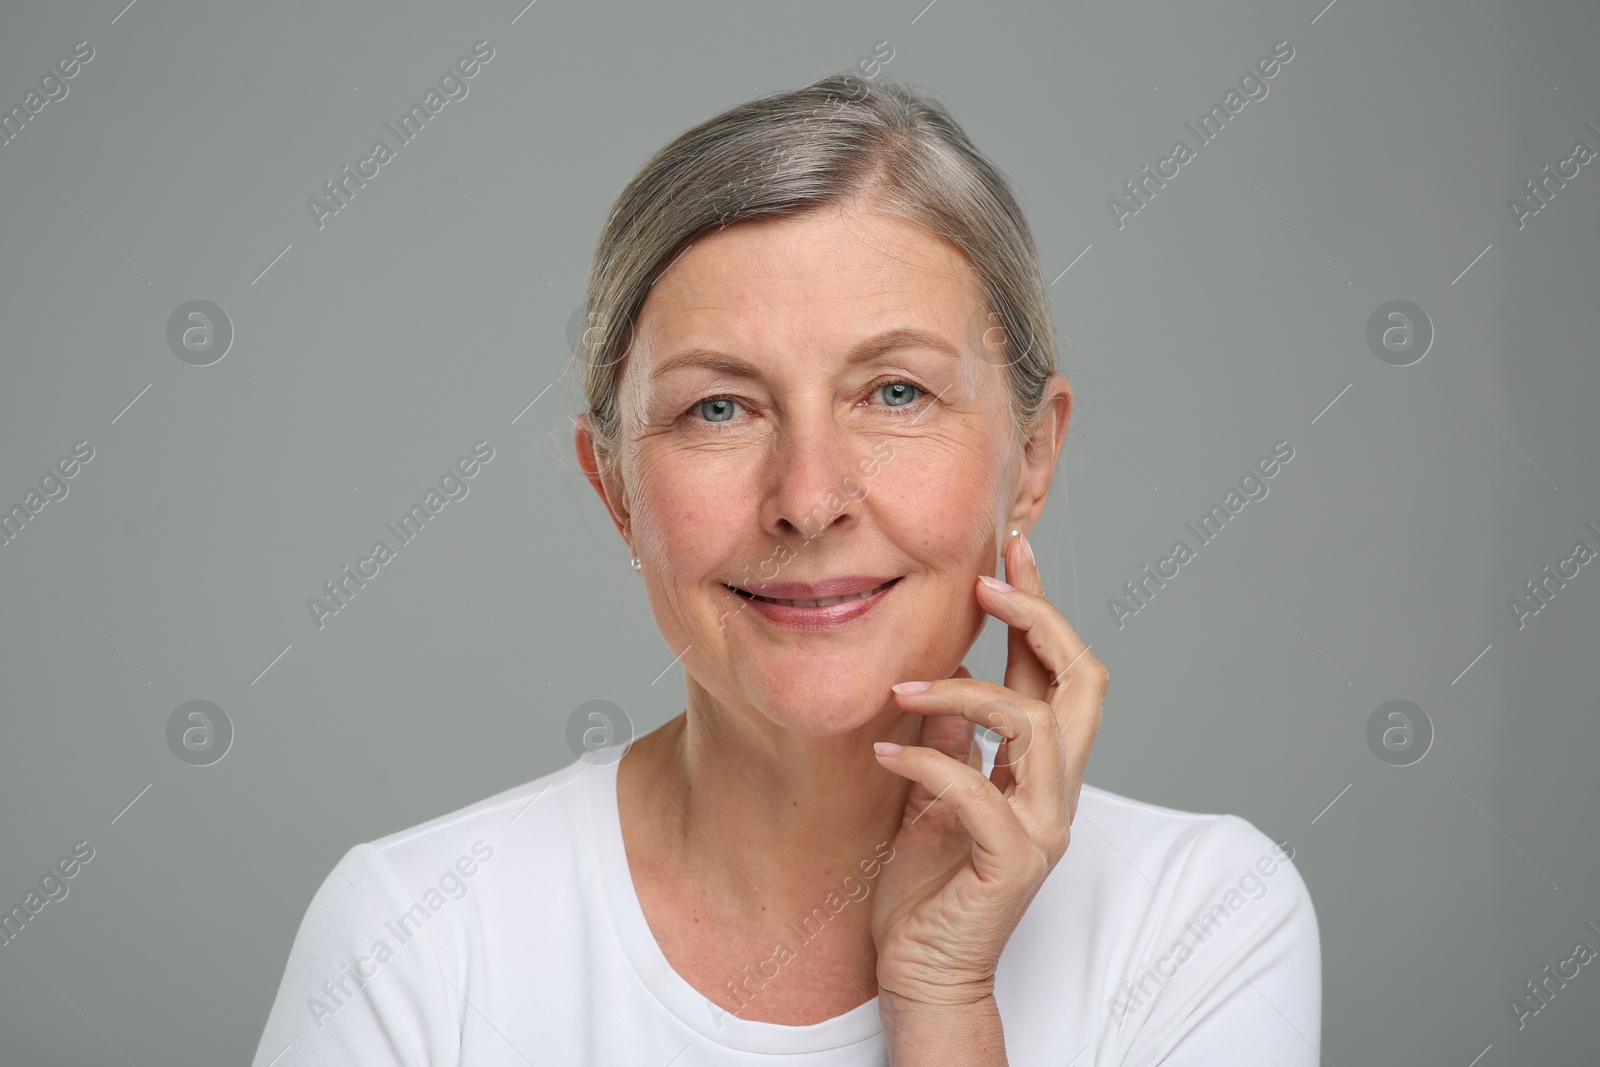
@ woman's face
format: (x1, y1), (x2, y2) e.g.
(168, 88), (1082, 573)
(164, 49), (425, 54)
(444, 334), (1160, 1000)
(580, 199), (1067, 738)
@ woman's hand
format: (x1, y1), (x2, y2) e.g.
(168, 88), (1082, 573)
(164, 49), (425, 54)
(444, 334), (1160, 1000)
(869, 530), (1108, 1046)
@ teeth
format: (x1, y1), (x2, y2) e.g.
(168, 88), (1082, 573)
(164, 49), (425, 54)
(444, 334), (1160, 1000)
(773, 590), (872, 608)
(736, 579), (895, 608)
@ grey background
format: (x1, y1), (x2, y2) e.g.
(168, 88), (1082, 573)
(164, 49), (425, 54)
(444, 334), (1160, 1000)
(1, 0), (1596, 1063)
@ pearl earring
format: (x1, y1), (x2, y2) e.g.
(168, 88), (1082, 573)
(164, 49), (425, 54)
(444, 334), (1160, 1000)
(630, 556), (642, 572)
(1009, 528), (1021, 540)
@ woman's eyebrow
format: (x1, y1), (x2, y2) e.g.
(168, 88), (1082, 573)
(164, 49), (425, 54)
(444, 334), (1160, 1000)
(651, 327), (961, 381)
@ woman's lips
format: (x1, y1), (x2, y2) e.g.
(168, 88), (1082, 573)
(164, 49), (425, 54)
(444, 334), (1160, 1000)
(723, 576), (901, 627)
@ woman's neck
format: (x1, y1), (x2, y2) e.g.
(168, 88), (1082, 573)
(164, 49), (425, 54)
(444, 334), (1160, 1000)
(616, 693), (921, 1023)
(619, 692), (915, 915)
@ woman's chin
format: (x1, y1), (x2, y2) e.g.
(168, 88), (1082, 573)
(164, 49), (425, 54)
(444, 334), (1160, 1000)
(752, 686), (898, 738)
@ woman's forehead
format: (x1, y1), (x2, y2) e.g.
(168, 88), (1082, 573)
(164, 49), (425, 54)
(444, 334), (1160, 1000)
(633, 210), (988, 364)
(657, 205), (977, 295)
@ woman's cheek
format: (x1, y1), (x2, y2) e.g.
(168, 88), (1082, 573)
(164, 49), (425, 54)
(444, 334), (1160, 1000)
(628, 453), (712, 558)
(873, 436), (1005, 550)
(642, 455), (764, 571)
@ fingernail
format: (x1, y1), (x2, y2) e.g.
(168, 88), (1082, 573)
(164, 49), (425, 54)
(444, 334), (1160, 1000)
(979, 574), (1014, 594)
(874, 741), (905, 757)
(1020, 531), (1036, 566)
(891, 680), (932, 694)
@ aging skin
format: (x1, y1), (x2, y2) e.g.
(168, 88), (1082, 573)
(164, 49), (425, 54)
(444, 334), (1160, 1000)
(576, 194), (1093, 1063)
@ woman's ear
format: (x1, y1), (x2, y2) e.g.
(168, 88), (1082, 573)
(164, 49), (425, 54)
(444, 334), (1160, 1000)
(574, 412), (631, 543)
(1005, 375), (1073, 533)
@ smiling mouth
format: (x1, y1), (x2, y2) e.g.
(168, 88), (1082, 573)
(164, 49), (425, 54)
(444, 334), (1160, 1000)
(724, 577), (901, 608)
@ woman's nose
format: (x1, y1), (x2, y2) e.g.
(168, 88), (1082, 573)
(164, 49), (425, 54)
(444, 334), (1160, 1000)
(758, 414), (864, 540)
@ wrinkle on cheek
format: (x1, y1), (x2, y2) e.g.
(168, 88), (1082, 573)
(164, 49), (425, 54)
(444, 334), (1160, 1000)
(621, 449), (678, 563)
(625, 446), (753, 591)
(947, 338), (1021, 563)
(875, 433), (1007, 567)
(952, 441), (1010, 564)
(969, 466), (1010, 563)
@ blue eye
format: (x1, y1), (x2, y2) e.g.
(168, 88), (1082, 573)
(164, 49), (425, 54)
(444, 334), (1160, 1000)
(694, 397), (739, 422)
(878, 380), (922, 407)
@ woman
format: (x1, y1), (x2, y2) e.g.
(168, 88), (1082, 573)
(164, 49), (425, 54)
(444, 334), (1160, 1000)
(253, 73), (1320, 1065)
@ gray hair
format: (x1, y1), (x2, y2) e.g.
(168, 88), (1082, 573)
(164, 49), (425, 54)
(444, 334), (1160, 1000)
(574, 73), (1060, 473)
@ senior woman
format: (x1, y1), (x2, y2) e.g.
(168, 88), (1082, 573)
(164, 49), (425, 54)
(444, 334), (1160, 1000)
(253, 74), (1320, 1065)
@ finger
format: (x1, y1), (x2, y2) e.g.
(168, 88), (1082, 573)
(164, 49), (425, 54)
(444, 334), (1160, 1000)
(1000, 531), (1052, 699)
(949, 664), (1019, 786)
(989, 737), (1018, 797)
(894, 677), (1041, 757)
(1059, 658), (1108, 793)
(907, 665), (976, 766)
(951, 666), (989, 773)
(958, 584), (1107, 816)
(872, 742), (1038, 880)
(915, 707), (974, 765)
(975, 574), (1103, 724)
(893, 677), (1065, 827)
(1007, 530), (1043, 598)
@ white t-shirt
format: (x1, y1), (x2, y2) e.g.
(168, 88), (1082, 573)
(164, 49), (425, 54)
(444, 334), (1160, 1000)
(251, 748), (1321, 1066)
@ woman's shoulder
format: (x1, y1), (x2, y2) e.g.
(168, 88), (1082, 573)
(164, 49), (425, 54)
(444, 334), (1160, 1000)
(1005, 781), (1319, 1040)
(251, 763), (604, 1063)
(276, 757), (601, 946)
(981, 781), (1324, 1059)
(1075, 781), (1297, 872)
(266, 758), (601, 996)
(1058, 781), (1313, 930)
(338, 757), (598, 897)
(1039, 784), (1321, 1056)
(368, 757), (591, 854)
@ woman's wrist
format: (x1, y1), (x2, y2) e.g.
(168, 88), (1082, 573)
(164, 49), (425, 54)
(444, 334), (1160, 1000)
(878, 988), (1008, 1066)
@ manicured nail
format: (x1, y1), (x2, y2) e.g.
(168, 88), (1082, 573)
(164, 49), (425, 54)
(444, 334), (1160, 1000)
(979, 574), (1014, 594)
(1020, 531), (1036, 566)
(891, 680), (932, 694)
(874, 741), (905, 757)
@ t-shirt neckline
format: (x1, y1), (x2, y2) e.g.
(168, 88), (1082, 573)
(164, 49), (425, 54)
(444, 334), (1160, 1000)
(581, 753), (885, 1054)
